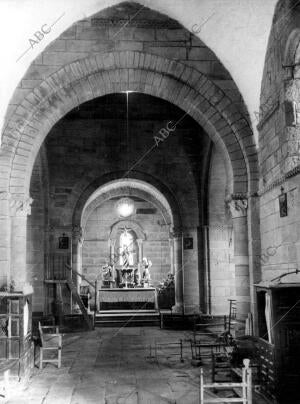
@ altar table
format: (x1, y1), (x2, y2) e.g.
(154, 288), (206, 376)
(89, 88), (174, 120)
(98, 288), (157, 310)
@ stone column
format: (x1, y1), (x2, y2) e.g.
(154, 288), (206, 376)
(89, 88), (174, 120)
(44, 225), (54, 280)
(109, 238), (117, 282)
(9, 195), (33, 291)
(0, 192), (11, 289)
(227, 197), (250, 321)
(136, 238), (143, 275)
(109, 238), (116, 263)
(72, 225), (83, 289)
(171, 228), (184, 314)
(169, 236), (174, 275)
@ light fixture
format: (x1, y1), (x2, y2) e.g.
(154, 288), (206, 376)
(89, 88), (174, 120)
(116, 197), (135, 218)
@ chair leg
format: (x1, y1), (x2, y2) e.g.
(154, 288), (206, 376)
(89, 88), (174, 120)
(39, 348), (43, 370)
(58, 348), (61, 368)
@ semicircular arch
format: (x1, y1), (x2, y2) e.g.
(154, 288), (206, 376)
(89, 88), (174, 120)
(0, 51), (257, 198)
(80, 178), (176, 231)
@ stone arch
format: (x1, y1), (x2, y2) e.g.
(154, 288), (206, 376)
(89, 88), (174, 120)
(284, 28), (300, 67)
(108, 220), (145, 271)
(74, 174), (180, 231)
(109, 220), (146, 241)
(75, 177), (185, 311)
(0, 51), (257, 199)
(79, 178), (176, 230)
(0, 51), (258, 319)
(282, 29), (300, 174)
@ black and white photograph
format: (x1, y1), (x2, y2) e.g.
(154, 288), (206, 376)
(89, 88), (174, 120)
(0, 0), (299, 402)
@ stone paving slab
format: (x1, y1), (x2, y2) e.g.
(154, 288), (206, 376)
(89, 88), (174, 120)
(3, 327), (270, 404)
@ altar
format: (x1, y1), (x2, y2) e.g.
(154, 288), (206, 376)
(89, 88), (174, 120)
(98, 288), (157, 311)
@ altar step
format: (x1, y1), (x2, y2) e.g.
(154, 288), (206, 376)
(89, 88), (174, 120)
(95, 310), (160, 327)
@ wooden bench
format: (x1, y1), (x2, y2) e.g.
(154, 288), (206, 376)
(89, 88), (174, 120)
(38, 322), (62, 369)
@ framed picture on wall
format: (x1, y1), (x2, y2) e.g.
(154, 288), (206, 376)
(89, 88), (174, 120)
(58, 234), (69, 249)
(279, 188), (287, 217)
(184, 237), (193, 250)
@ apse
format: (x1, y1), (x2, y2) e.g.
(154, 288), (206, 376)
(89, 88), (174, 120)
(81, 193), (171, 288)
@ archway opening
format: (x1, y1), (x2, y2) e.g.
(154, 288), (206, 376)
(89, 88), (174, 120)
(25, 92), (240, 319)
(78, 178), (177, 311)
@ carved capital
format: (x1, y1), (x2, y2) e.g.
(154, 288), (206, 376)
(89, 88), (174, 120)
(0, 191), (11, 201)
(72, 225), (83, 244)
(45, 225), (55, 233)
(227, 198), (248, 218)
(170, 227), (183, 239)
(9, 195), (33, 217)
(136, 238), (143, 247)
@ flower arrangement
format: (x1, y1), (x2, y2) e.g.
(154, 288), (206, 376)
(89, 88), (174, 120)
(156, 273), (175, 308)
(157, 273), (174, 292)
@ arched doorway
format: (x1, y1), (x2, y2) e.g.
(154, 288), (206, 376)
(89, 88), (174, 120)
(76, 178), (184, 312)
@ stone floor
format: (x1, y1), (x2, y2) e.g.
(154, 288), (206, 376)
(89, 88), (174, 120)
(5, 327), (271, 404)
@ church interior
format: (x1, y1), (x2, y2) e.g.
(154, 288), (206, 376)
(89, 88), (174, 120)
(0, 0), (300, 402)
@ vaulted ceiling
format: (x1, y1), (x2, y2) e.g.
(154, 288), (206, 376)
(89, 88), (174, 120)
(0, 0), (278, 144)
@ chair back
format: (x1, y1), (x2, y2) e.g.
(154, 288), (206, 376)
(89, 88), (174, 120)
(38, 322), (44, 346)
(80, 285), (90, 295)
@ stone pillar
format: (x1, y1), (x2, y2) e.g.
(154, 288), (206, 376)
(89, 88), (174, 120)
(109, 238), (117, 281)
(136, 238), (143, 275)
(227, 197), (250, 321)
(0, 192), (11, 288)
(72, 225), (83, 288)
(171, 228), (184, 314)
(109, 238), (116, 263)
(169, 236), (174, 275)
(44, 225), (54, 280)
(9, 195), (33, 291)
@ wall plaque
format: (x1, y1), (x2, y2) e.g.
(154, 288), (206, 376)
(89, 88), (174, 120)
(184, 237), (193, 250)
(58, 234), (69, 249)
(279, 187), (288, 217)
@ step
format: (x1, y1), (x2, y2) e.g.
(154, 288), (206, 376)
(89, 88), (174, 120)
(95, 310), (160, 327)
(96, 320), (160, 327)
(96, 312), (159, 318)
(98, 309), (157, 313)
(95, 320), (160, 327)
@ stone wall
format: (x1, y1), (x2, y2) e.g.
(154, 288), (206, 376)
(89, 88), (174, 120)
(10, 4), (247, 124)
(2, 2), (256, 316)
(45, 97), (200, 230)
(258, 0), (300, 284)
(24, 94), (236, 315)
(208, 147), (235, 315)
(27, 151), (47, 312)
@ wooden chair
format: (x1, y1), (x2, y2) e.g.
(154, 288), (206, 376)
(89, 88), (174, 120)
(38, 322), (62, 369)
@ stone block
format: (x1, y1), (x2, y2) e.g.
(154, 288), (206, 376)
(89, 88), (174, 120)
(188, 47), (216, 61)
(156, 29), (189, 41)
(145, 47), (186, 60)
(25, 65), (59, 80)
(43, 52), (89, 66)
(61, 25), (76, 39)
(115, 41), (143, 51)
(21, 79), (43, 89)
(66, 39), (114, 53)
(77, 26), (108, 40)
(0, 247), (8, 261)
(45, 40), (66, 52)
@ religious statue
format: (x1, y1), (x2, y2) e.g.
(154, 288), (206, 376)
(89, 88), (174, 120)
(141, 257), (152, 287)
(134, 267), (141, 286)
